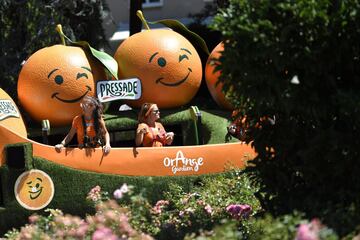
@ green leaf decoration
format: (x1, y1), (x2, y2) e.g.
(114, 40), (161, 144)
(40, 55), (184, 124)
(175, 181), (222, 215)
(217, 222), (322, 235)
(149, 19), (210, 56)
(70, 41), (118, 79)
(57, 25), (118, 79)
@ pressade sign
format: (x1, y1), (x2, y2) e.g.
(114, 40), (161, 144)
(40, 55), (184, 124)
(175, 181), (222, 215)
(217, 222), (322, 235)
(96, 78), (141, 103)
(0, 99), (20, 120)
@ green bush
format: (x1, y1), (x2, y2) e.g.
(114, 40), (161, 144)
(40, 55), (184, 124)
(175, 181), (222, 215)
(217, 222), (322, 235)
(212, 0), (360, 236)
(114, 170), (261, 239)
(2, 170), (261, 239)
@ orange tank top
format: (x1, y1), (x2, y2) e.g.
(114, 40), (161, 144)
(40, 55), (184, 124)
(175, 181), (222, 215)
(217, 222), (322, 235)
(72, 115), (96, 145)
(142, 122), (167, 147)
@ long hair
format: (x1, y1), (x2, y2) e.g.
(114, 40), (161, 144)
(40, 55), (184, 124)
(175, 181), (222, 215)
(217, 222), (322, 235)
(83, 96), (105, 141)
(138, 103), (156, 123)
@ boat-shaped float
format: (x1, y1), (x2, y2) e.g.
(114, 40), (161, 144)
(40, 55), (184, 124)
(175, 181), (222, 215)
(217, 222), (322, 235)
(0, 124), (255, 176)
(0, 87), (256, 176)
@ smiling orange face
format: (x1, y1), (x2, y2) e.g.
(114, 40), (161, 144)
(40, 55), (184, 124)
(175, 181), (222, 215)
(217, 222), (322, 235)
(14, 170), (54, 210)
(114, 29), (202, 108)
(17, 45), (106, 126)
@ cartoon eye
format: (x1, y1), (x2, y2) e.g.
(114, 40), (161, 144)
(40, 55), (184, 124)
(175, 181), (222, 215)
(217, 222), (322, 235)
(179, 54), (189, 62)
(35, 183), (40, 188)
(54, 75), (64, 85)
(76, 72), (89, 80)
(157, 57), (166, 67)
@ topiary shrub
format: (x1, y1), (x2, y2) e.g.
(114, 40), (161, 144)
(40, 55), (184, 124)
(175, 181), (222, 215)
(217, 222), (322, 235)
(212, 0), (360, 235)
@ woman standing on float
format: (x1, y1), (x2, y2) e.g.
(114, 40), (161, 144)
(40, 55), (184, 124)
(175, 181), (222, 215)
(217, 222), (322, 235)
(135, 103), (174, 147)
(55, 96), (111, 154)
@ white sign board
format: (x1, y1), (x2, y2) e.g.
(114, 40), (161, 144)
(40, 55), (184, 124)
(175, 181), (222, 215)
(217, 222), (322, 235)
(0, 99), (20, 120)
(96, 78), (141, 103)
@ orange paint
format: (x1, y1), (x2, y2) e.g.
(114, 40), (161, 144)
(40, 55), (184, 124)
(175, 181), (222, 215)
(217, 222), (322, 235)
(17, 45), (106, 126)
(114, 29), (202, 109)
(205, 42), (233, 110)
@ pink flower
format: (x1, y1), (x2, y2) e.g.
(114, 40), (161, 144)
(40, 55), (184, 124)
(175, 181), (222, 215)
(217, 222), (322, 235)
(152, 200), (169, 214)
(87, 185), (102, 202)
(295, 219), (322, 240)
(118, 213), (136, 236)
(226, 204), (252, 220)
(92, 227), (118, 240)
(113, 189), (123, 199)
(120, 183), (129, 193)
(155, 200), (169, 207)
(204, 204), (213, 215)
(113, 183), (130, 199)
(28, 214), (39, 224)
(76, 223), (89, 238)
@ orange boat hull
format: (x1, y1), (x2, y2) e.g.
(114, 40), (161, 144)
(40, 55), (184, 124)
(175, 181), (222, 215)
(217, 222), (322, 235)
(0, 124), (256, 176)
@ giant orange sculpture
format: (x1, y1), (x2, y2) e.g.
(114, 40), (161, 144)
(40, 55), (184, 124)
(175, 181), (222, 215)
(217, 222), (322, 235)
(17, 26), (106, 126)
(114, 11), (202, 109)
(205, 42), (233, 110)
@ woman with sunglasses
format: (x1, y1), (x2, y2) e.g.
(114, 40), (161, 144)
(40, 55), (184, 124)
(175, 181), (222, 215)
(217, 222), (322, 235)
(135, 103), (174, 147)
(55, 96), (111, 154)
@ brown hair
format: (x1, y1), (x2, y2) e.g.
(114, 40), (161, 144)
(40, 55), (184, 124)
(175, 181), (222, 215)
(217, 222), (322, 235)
(138, 103), (156, 123)
(82, 96), (105, 140)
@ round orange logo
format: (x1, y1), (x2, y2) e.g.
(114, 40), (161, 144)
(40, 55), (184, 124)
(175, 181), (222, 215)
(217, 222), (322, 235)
(14, 170), (55, 210)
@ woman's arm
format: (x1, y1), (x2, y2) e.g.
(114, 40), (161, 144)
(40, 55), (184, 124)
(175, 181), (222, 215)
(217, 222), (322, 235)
(158, 123), (174, 145)
(165, 132), (174, 145)
(55, 127), (77, 150)
(135, 123), (148, 147)
(100, 118), (111, 154)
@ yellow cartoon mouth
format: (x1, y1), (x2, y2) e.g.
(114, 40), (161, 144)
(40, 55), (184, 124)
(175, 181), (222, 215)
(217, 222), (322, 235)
(52, 85), (91, 103)
(156, 68), (192, 87)
(29, 187), (43, 200)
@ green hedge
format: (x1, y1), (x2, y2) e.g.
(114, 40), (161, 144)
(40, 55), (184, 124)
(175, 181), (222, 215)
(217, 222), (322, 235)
(0, 109), (236, 235)
(0, 143), (226, 235)
(28, 108), (235, 146)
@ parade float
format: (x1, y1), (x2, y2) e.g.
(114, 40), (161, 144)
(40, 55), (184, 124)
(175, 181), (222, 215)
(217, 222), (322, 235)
(0, 14), (255, 233)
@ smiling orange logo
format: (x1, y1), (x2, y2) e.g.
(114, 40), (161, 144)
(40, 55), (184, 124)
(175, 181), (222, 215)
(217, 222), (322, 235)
(14, 170), (55, 210)
(17, 45), (106, 126)
(114, 29), (202, 108)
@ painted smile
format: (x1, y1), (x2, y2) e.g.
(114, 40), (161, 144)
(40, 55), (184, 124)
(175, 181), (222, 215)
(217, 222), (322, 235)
(52, 85), (92, 103)
(29, 187), (43, 200)
(156, 68), (192, 87)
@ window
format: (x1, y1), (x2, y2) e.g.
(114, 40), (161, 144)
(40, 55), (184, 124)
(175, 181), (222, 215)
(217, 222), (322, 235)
(142, 0), (163, 8)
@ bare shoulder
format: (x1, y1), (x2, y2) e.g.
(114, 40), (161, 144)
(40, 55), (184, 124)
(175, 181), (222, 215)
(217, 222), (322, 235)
(137, 123), (148, 130)
(156, 122), (165, 129)
(72, 115), (82, 127)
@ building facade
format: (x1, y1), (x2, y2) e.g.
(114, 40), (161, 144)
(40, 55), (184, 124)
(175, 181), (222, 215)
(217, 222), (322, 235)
(103, 0), (214, 53)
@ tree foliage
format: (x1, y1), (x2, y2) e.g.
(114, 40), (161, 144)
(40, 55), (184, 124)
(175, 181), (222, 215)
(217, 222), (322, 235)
(0, 0), (109, 99)
(212, 0), (360, 235)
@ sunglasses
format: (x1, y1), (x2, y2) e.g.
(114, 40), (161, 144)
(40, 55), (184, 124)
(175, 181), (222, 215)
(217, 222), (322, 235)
(83, 103), (95, 108)
(153, 110), (160, 114)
